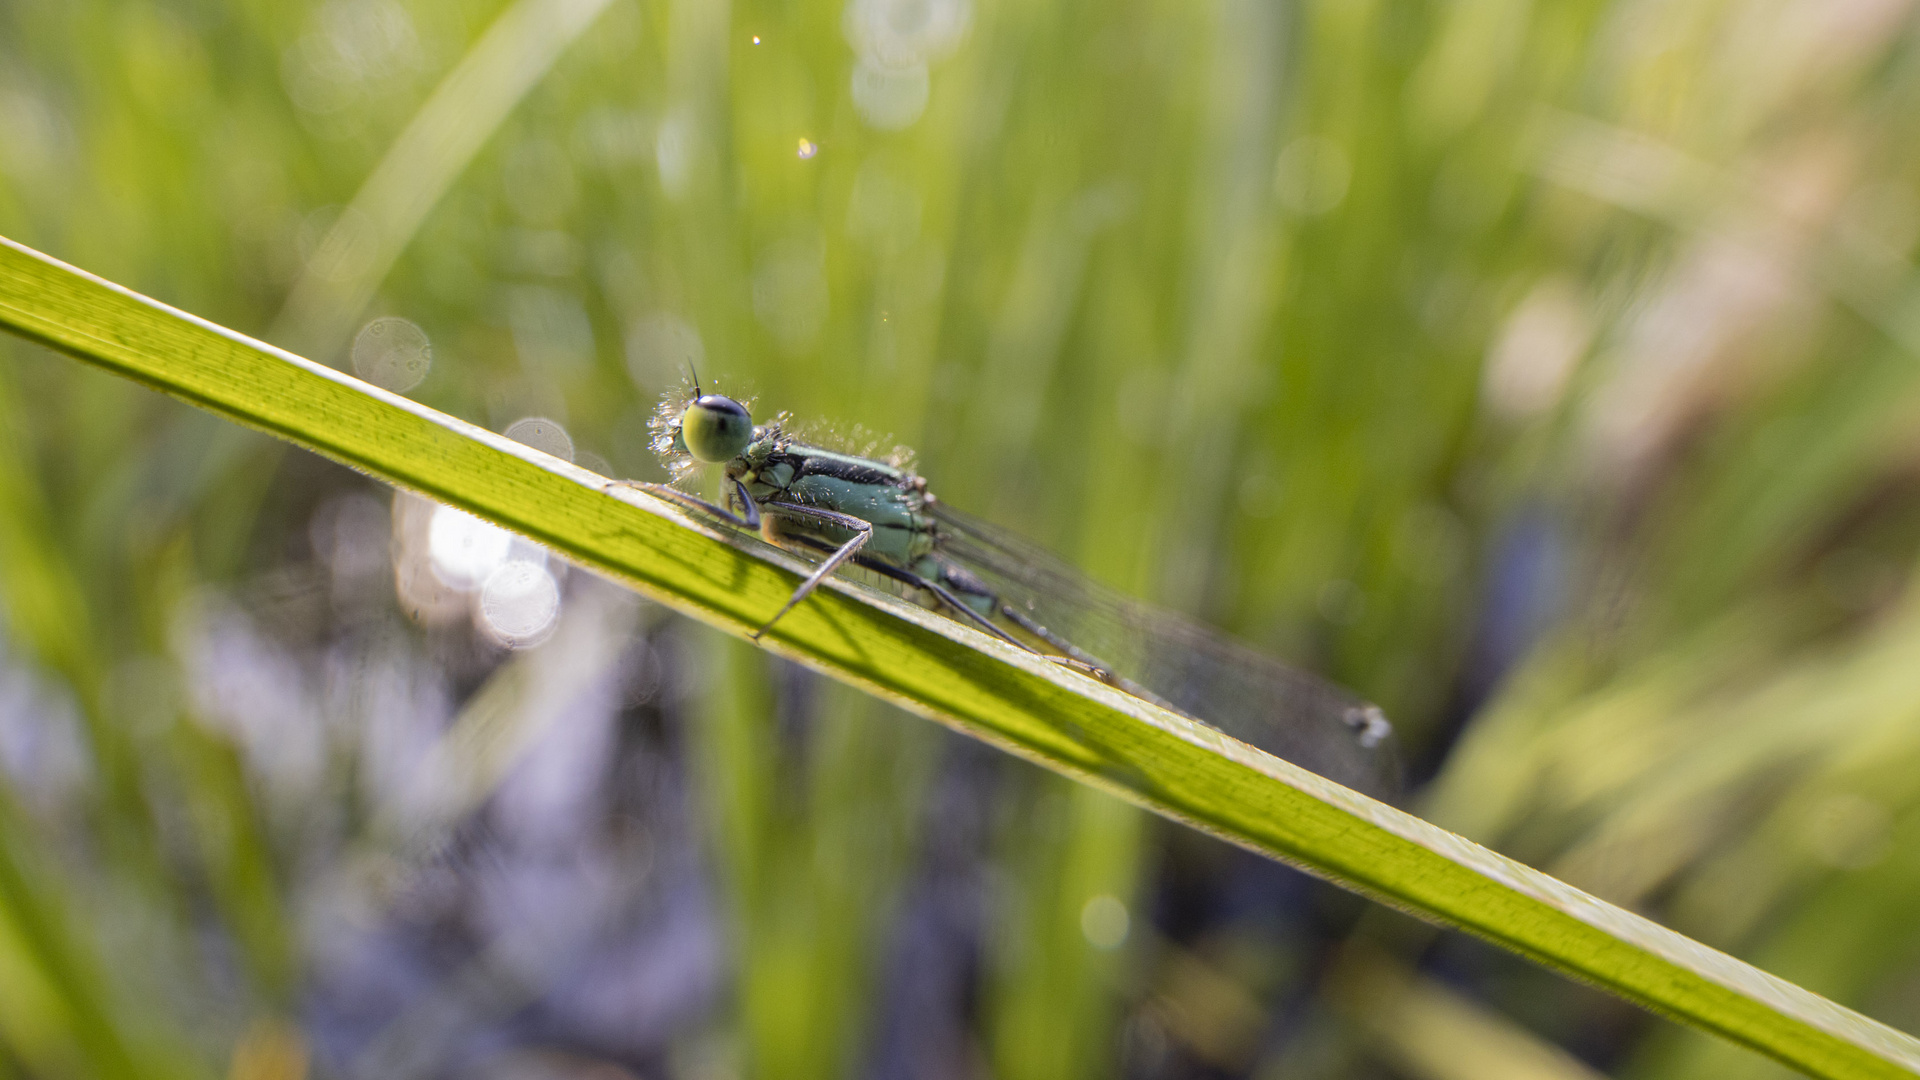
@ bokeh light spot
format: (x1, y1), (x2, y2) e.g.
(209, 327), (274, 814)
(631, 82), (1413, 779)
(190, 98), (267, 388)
(1484, 278), (1592, 420)
(655, 108), (697, 198)
(351, 316), (432, 393)
(851, 59), (930, 130)
(279, 0), (422, 117)
(1081, 894), (1130, 950)
(479, 561), (561, 648)
(843, 0), (971, 69)
(504, 416), (575, 463)
(1273, 135), (1352, 216)
(427, 505), (513, 590)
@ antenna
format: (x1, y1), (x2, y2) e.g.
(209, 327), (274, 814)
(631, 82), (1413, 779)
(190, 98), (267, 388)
(687, 358), (704, 398)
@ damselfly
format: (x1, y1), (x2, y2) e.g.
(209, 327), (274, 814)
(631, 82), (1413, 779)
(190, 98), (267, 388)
(620, 387), (1397, 794)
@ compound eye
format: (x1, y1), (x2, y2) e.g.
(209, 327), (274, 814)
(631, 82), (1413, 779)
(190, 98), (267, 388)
(681, 394), (753, 463)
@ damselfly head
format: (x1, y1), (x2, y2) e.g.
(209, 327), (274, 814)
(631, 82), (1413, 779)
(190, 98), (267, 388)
(680, 394), (754, 463)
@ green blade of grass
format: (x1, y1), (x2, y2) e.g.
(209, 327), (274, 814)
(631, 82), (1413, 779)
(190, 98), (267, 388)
(2, 234), (1916, 1080)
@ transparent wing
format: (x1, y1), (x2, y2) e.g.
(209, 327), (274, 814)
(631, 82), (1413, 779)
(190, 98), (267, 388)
(927, 502), (1400, 798)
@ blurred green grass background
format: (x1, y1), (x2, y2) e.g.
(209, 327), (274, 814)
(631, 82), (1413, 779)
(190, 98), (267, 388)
(5, 0), (1920, 1077)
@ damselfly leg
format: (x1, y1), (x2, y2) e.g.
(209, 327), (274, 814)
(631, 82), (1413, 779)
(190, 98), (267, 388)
(752, 501), (874, 639)
(613, 482), (879, 639)
(842, 551), (1039, 653)
(611, 479), (763, 530)
(771, 531), (1083, 666)
(615, 481), (1121, 682)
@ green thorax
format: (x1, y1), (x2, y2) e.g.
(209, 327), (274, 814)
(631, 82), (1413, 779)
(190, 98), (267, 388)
(725, 428), (936, 568)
